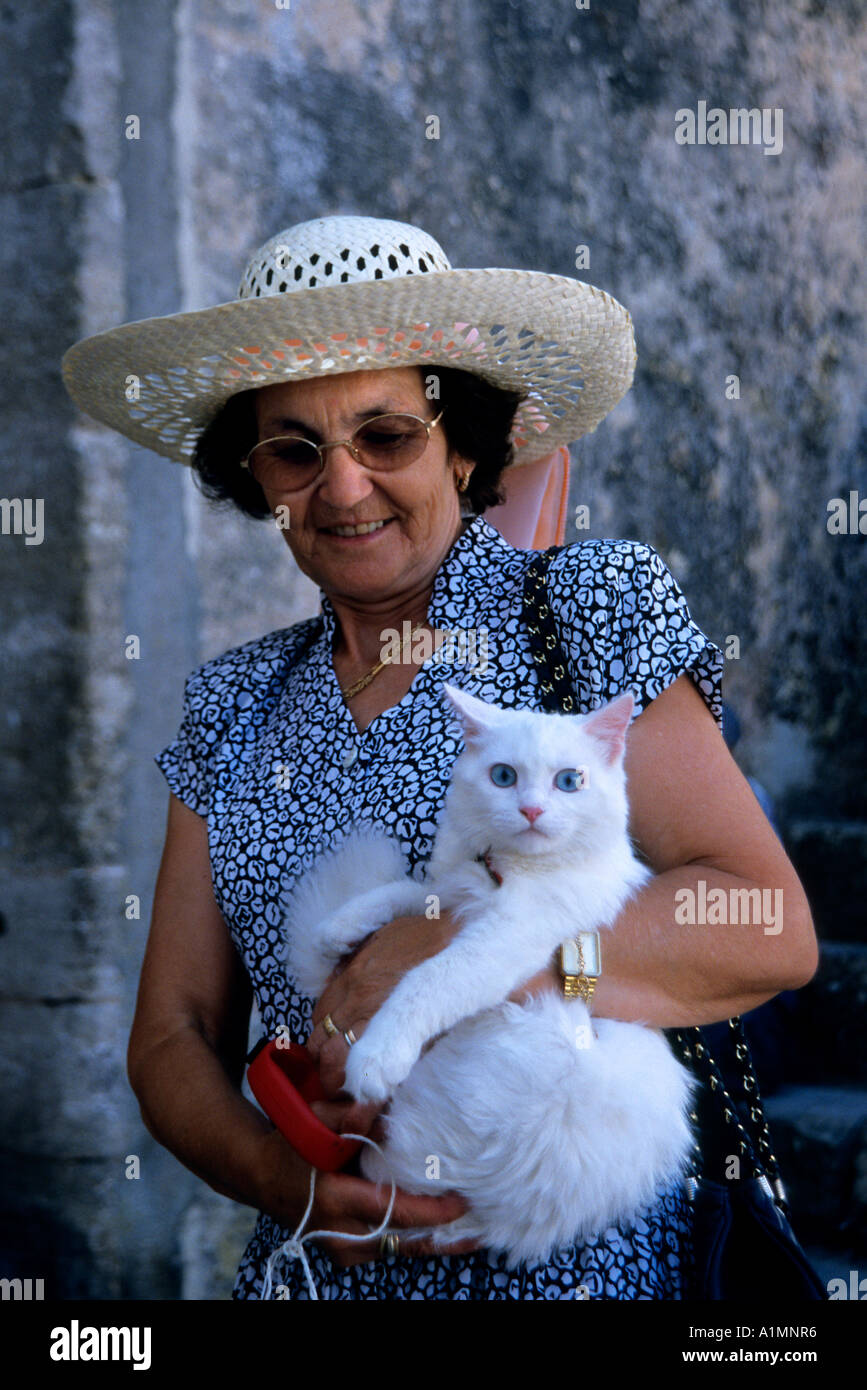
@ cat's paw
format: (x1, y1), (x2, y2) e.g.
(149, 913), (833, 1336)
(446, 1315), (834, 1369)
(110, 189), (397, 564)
(344, 1027), (421, 1105)
(317, 907), (372, 955)
(344, 1047), (392, 1106)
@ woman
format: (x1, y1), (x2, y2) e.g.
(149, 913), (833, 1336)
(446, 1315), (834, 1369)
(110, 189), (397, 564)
(62, 215), (818, 1300)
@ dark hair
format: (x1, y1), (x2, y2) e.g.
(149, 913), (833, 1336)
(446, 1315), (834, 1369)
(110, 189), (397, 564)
(190, 366), (525, 519)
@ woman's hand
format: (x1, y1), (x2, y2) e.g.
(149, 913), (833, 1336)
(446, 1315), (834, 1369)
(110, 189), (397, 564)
(256, 1108), (478, 1269)
(306, 909), (460, 1099)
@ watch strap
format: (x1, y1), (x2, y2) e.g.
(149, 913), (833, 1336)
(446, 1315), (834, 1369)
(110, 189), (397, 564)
(560, 931), (601, 1002)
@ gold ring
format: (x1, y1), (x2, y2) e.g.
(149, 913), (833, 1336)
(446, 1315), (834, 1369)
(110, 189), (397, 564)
(343, 1028), (358, 1047)
(322, 1014), (339, 1038)
(379, 1230), (400, 1258)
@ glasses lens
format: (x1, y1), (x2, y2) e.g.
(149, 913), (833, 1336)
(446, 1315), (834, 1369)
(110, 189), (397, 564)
(247, 437), (320, 491)
(353, 415), (429, 468)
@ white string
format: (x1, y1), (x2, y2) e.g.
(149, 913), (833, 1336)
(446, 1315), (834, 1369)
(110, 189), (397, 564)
(259, 1134), (397, 1301)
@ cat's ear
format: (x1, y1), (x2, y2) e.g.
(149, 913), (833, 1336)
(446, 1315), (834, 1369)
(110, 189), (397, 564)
(582, 692), (635, 765)
(441, 683), (506, 742)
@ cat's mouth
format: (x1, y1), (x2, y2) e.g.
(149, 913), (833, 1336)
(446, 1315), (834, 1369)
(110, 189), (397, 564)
(513, 824), (550, 846)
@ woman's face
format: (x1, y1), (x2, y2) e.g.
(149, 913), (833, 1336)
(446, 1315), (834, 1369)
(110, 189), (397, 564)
(252, 367), (471, 608)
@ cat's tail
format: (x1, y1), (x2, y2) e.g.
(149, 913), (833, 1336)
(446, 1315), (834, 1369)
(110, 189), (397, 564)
(284, 827), (410, 998)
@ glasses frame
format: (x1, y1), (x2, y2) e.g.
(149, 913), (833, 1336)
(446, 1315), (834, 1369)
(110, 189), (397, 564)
(240, 408), (446, 493)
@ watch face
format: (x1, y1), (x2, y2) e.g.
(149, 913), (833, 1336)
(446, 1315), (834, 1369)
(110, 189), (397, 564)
(561, 934), (601, 977)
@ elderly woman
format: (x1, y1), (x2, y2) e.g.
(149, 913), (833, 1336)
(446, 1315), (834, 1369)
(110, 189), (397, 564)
(63, 215), (817, 1300)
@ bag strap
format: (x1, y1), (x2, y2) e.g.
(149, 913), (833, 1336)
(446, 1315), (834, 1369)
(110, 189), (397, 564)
(521, 546), (789, 1210)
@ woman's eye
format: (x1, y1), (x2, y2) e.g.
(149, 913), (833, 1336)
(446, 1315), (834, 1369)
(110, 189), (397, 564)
(555, 767), (587, 792)
(365, 429), (404, 445)
(358, 425), (412, 451)
(490, 763), (517, 787)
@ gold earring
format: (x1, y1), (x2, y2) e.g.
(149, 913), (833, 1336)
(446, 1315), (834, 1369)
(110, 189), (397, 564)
(456, 473), (470, 493)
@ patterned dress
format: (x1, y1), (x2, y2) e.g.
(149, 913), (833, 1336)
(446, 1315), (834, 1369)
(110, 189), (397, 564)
(156, 515), (723, 1300)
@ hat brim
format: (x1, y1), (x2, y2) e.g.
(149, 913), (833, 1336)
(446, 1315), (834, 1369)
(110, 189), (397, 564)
(61, 267), (636, 467)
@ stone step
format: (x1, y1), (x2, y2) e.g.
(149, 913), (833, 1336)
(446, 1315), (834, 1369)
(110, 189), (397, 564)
(763, 1085), (867, 1248)
(796, 943), (867, 1085)
(713, 944), (867, 1095)
(786, 820), (867, 945)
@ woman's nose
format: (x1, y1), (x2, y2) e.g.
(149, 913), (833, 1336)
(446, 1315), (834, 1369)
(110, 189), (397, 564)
(315, 443), (374, 508)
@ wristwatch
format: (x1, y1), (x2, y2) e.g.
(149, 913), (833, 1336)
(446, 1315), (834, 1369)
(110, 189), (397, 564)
(559, 932), (602, 1003)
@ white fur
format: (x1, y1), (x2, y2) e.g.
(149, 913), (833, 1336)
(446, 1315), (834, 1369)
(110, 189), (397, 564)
(284, 685), (695, 1267)
(286, 828), (414, 999)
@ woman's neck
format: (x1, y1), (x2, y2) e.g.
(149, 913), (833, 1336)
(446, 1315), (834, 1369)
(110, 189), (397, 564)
(326, 516), (469, 666)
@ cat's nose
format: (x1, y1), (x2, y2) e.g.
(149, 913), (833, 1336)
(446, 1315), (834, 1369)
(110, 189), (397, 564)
(520, 805), (544, 824)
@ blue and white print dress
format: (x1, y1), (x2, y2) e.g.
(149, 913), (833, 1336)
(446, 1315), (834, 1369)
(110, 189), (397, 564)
(156, 515), (723, 1300)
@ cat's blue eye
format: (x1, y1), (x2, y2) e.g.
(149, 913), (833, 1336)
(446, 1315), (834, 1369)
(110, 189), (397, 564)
(555, 767), (587, 793)
(490, 763), (517, 787)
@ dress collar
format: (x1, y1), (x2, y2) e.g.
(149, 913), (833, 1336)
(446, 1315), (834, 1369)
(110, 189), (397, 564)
(317, 514), (518, 644)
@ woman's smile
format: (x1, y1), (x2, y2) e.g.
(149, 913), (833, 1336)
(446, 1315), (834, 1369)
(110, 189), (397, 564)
(318, 517), (396, 540)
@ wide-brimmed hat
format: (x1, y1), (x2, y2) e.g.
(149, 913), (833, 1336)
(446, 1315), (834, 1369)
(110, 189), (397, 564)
(61, 215), (636, 468)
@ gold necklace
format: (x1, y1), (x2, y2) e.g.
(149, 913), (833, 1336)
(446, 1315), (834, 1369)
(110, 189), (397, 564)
(340, 621), (425, 700)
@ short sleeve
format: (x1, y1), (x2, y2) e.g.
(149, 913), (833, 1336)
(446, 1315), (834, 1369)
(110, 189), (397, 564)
(546, 540), (724, 729)
(153, 618), (322, 817)
(154, 667), (220, 816)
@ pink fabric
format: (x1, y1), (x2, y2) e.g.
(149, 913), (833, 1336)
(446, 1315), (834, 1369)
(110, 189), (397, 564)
(481, 446), (570, 550)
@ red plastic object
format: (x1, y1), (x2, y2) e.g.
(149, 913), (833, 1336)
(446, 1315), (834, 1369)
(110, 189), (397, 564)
(247, 1038), (362, 1172)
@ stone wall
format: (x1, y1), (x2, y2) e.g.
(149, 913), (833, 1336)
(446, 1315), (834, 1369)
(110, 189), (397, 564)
(1, 0), (864, 1298)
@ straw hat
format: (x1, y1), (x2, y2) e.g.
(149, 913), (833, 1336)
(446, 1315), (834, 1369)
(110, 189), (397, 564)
(61, 215), (636, 468)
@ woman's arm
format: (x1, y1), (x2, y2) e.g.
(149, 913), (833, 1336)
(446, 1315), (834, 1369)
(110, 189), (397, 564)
(127, 793), (472, 1266)
(128, 794), (268, 1203)
(309, 673), (818, 1096)
(591, 671), (818, 1024)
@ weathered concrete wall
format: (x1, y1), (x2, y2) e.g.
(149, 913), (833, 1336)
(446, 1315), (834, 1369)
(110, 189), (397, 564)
(1, 0), (864, 1298)
(0, 0), (129, 1299)
(0, 0), (255, 1300)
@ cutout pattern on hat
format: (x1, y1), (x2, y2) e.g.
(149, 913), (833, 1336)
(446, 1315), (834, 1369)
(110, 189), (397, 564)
(123, 314), (592, 457)
(239, 217), (453, 297)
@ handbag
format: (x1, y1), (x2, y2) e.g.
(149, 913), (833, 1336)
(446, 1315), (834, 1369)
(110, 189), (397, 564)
(521, 545), (827, 1301)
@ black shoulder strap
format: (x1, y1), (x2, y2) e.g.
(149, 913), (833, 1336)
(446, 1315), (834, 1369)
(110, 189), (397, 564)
(522, 546), (577, 714)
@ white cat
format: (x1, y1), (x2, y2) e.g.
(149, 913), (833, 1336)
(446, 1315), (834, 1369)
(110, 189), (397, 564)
(284, 684), (695, 1266)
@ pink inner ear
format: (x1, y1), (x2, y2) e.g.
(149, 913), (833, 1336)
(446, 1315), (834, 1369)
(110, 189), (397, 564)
(456, 717), (488, 744)
(583, 693), (635, 764)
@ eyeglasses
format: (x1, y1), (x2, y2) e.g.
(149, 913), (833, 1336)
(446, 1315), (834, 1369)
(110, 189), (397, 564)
(241, 409), (445, 493)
